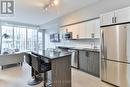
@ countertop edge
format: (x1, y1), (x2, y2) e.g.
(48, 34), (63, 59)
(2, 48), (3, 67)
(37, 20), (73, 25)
(58, 46), (100, 52)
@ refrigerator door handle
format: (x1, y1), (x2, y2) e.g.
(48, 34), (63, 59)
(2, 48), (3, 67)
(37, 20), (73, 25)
(101, 59), (107, 81)
(101, 30), (105, 58)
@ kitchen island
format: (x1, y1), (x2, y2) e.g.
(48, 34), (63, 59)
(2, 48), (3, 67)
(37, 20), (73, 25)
(27, 50), (72, 87)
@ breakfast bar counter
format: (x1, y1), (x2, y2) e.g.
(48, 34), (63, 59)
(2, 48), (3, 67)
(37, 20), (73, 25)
(27, 50), (72, 87)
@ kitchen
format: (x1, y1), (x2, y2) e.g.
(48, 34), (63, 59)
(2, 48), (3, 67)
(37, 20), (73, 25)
(43, 4), (130, 87)
(0, 0), (130, 87)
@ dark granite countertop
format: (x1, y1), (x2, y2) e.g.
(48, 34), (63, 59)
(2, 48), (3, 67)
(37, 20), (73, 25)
(29, 50), (71, 60)
(58, 46), (100, 52)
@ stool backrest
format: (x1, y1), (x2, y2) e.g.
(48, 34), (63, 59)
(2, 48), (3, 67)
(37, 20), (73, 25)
(25, 53), (32, 66)
(31, 52), (50, 64)
(30, 52), (51, 73)
(30, 54), (40, 72)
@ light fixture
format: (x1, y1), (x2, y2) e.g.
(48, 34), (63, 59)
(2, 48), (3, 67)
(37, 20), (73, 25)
(53, 0), (59, 6)
(43, 0), (59, 11)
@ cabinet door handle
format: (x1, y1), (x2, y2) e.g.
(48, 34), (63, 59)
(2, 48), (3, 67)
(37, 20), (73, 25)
(114, 17), (117, 23)
(86, 52), (89, 57)
(66, 29), (68, 32)
(77, 35), (79, 39)
(112, 17), (114, 23)
(91, 33), (95, 38)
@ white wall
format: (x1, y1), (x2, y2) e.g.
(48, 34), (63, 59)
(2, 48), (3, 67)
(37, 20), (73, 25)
(41, 18), (61, 49)
(61, 0), (130, 25)
(40, 0), (130, 49)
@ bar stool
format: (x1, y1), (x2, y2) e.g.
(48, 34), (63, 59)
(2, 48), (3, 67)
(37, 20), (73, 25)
(31, 53), (51, 87)
(24, 53), (42, 86)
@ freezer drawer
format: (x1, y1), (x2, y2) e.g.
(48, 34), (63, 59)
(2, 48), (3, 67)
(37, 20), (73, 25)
(101, 59), (130, 87)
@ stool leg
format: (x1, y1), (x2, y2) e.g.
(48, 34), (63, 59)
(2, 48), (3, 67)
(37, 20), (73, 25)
(1, 66), (3, 70)
(19, 62), (23, 67)
(32, 67), (35, 77)
(28, 68), (42, 86)
(43, 73), (47, 87)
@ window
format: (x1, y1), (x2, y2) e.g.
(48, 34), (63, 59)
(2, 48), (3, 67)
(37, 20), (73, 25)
(0, 24), (43, 54)
(27, 28), (38, 52)
(38, 31), (43, 53)
(14, 27), (26, 51)
(1, 26), (13, 53)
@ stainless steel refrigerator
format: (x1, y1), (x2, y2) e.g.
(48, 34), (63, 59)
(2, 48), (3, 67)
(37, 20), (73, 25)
(101, 23), (130, 87)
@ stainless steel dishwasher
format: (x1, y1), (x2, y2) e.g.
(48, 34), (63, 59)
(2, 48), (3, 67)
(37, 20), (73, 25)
(68, 50), (79, 68)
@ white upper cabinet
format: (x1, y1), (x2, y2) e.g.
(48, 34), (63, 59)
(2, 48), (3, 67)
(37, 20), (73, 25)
(100, 7), (130, 26)
(85, 20), (95, 38)
(68, 24), (79, 39)
(60, 19), (100, 39)
(94, 19), (100, 38)
(100, 11), (115, 26)
(115, 7), (130, 24)
(81, 19), (100, 39)
(78, 22), (88, 39)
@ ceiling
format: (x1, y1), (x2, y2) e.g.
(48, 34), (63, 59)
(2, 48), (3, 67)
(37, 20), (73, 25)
(0, 0), (99, 25)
